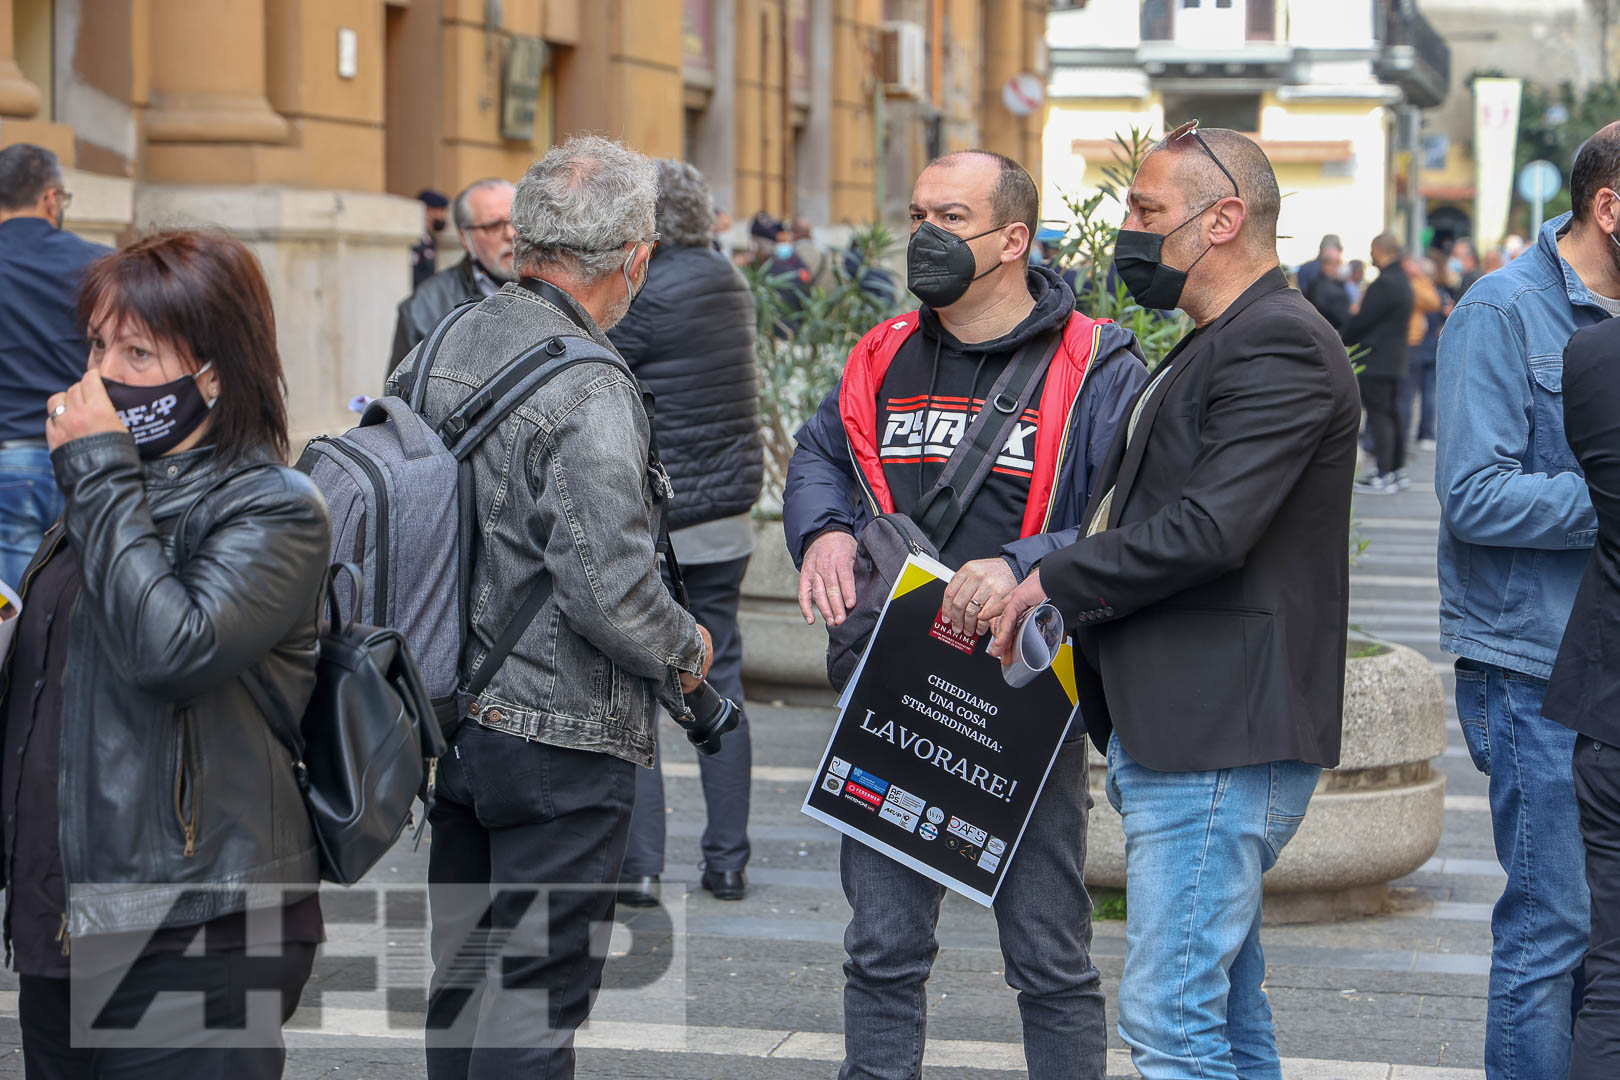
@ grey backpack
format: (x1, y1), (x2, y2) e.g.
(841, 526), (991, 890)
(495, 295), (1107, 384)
(297, 300), (626, 735)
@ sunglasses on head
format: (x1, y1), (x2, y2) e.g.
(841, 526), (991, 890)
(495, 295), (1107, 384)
(1167, 119), (1240, 199)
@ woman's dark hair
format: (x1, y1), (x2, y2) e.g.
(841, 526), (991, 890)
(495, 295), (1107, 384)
(75, 229), (289, 462)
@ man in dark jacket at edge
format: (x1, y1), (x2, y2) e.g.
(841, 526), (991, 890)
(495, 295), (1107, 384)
(785, 150), (1147, 1080)
(387, 177), (516, 374)
(608, 159), (763, 906)
(1546, 315), (1620, 1079)
(984, 127), (1359, 1080)
(1342, 232), (1415, 494)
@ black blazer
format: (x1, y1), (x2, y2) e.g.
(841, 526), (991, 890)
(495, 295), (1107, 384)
(1041, 268), (1362, 771)
(1341, 260), (1414, 378)
(1544, 318), (1620, 742)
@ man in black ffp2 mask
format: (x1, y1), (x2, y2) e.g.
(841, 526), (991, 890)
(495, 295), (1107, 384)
(984, 125), (1363, 1080)
(784, 150), (1150, 1080)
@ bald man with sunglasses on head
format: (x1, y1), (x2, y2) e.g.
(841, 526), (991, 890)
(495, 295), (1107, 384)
(984, 124), (1361, 1080)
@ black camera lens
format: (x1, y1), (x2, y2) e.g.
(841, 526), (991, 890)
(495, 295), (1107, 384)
(677, 680), (740, 755)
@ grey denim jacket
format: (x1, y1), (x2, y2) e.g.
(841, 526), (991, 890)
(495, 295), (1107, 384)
(386, 282), (704, 767)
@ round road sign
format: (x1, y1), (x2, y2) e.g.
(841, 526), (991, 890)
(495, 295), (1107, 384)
(1516, 159), (1562, 204)
(1001, 73), (1045, 118)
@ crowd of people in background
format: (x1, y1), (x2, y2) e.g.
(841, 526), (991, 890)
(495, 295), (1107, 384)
(1294, 225), (1527, 494)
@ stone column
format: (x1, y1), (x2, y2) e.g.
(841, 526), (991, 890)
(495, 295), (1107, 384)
(793, 0), (832, 227)
(691, 0), (739, 219)
(144, 0), (287, 167)
(0, 0), (43, 120)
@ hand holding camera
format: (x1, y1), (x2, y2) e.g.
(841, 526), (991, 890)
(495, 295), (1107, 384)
(679, 623), (714, 693)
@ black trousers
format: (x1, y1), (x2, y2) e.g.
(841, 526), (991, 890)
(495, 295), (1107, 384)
(425, 724), (636, 1080)
(1574, 735), (1620, 1078)
(623, 554), (753, 877)
(18, 944), (314, 1080)
(1358, 373), (1406, 476)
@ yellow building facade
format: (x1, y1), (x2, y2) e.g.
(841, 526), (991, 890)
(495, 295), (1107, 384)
(0, 0), (1047, 443)
(1042, 0), (1448, 272)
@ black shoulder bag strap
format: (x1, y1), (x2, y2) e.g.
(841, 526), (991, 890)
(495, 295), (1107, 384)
(405, 298), (482, 412)
(911, 327), (1063, 550)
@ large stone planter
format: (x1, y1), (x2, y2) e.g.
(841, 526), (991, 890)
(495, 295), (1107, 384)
(739, 518), (837, 703)
(1083, 637), (1448, 922)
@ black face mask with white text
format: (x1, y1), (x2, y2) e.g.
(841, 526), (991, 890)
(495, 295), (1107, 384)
(102, 362), (216, 459)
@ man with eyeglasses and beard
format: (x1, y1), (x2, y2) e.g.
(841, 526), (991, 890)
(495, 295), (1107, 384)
(786, 149), (1147, 1080)
(389, 177), (518, 374)
(984, 123), (1360, 1080)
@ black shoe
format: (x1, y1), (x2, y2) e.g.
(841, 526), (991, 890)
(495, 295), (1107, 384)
(616, 875), (661, 908)
(700, 869), (747, 901)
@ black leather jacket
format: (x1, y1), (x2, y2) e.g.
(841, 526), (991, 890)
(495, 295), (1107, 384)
(389, 257), (480, 375)
(0, 433), (331, 939)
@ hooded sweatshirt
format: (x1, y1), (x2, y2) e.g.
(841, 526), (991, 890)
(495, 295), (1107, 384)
(877, 266), (1073, 566)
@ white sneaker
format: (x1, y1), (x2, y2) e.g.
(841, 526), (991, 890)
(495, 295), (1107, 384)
(1416, 438), (1438, 452)
(1354, 473), (1398, 495)
(1393, 468), (1412, 491)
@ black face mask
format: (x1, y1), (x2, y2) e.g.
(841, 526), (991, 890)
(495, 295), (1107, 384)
(907, 221), (1006, 308)
(102, 362), (215, 460)
(1113, 203), (1216, 311)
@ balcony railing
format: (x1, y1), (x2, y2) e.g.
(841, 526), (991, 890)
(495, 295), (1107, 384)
(1374, 0), (1450, 108)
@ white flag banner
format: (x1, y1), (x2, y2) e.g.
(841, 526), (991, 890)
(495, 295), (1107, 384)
(1474, 77), (1523, 250)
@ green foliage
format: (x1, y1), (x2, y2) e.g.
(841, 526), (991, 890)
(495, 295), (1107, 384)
(749, 222), (902, 514)
(1093, 888), (1127, 921)
(1049, 127), (1190, 370)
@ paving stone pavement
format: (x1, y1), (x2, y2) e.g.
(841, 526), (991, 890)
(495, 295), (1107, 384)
(0, 452), (1495, 1078)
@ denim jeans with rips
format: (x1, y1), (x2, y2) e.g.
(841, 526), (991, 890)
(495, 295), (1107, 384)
(1105, 732), (1321, 1080)
(1455, 658), (1589, 1080)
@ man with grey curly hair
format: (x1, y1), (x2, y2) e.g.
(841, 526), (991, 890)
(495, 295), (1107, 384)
(386, 134), (712, 1080)
(510, 134), (659, 329)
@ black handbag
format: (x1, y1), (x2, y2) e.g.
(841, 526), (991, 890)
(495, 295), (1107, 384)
(284, 563), (448, 885)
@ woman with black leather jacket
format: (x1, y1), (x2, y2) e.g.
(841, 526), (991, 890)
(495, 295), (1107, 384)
(0, 230), (332, 1078)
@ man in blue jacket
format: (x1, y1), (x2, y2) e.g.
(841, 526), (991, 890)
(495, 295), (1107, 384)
(785, 149), (1145, 1080)
(1436, 122), (1620, 1080)
(0, 144), (110, 590)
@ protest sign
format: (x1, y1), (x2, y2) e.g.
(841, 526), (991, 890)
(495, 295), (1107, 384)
(802, 554), (1080, 906)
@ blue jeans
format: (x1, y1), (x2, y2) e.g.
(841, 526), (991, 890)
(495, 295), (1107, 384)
(839, 738), (1106, 1079)
(0, 444), (61, 592)
(1105, 732), (1321, 1080)
(1454, 658), (1589, 1080)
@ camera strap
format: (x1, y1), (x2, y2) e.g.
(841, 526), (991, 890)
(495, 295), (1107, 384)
(642, 388), (691, 610)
